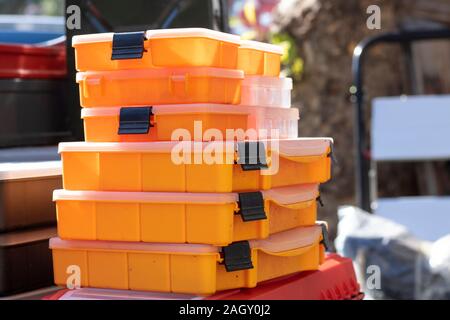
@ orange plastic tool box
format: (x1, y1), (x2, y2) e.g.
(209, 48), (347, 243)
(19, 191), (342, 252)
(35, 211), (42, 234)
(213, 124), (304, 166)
(77, 67), (243, 107)
(81, 104), (299, 142)
(51, 225), (328, 295)
(53, 184), (318, 245)
(44, 254), (361, 300)
(59, 138), (333, 193)
(72, 28), (241, 72)
(238, 40), (283, 76)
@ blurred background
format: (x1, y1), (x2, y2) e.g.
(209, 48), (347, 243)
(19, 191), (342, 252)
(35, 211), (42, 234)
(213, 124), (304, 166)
(1, 0), (450, 299)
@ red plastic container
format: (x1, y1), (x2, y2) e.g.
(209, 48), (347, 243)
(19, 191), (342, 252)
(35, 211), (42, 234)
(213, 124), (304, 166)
(210, 254), (361, 300)
(0, 43), (66, 79)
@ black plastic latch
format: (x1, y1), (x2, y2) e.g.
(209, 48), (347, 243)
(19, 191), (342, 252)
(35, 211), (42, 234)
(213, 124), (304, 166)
(118, 107), (153, 135)
(237, 192), (267, 222)
(112, 31), (146, 60)
(221, 241), (254, 272)
(318, 222), (331, 251)
(237, 141), (268, 171)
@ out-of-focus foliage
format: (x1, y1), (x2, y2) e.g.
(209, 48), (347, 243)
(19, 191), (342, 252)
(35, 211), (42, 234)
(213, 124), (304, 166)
(270, 32), (303, 79)
(228, 0), (304, 79)
(229, 0), (280, 38)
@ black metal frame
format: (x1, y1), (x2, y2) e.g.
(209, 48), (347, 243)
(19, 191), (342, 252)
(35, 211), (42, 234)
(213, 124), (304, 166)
(351, 28), (450, 212)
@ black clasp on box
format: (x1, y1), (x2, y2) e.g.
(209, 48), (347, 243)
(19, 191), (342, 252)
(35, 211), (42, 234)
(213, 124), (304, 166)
(318, 222), (331, 251)
(237, 192), (267, 222)
(221, 241), (254, 272)
(118, 107), (153, 135)
(112, 31), (146, 60)
(237, 141), (268, 171)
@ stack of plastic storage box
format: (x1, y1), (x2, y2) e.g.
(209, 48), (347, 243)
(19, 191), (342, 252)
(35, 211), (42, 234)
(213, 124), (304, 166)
(50, 28), (334, 297)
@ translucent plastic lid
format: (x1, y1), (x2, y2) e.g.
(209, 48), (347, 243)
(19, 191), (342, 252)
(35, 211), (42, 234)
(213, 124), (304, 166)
(58, 141), (236, 154)
(72, 28), (241, 46)
(53, 184), (318, 206)
(49, 225), (321, 253)
(0, 160), (61, 181)
(81, 103), (298, 118)
(53, 189), (237, 204)
(241, 76), (293, 89)
(58, 138), (332, 157)
(58, 288), (203, 300)
(49, 237), (220, 254)
(145, 28), (240, 43)
(240, 40), (284, 55)
(76, 67), (244, 82)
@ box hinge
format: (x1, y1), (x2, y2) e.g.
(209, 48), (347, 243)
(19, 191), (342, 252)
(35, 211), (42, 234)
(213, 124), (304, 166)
(111, 31), (146, 60)
(237, 192), (267, 222)
(236, 141), (268, 171)
(118, 107), (153, 135)
(318, 222), (331, 251)
(221, 241), (254, 272)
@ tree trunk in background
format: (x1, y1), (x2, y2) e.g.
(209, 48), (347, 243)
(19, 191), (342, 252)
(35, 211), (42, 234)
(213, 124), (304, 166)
(272, 0), (450, 241)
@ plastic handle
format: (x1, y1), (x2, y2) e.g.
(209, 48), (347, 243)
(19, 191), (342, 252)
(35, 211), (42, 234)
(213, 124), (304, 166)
(254, 226), (322, 255)
(269, 199), (315, 210)
(259, 245), (312, 257)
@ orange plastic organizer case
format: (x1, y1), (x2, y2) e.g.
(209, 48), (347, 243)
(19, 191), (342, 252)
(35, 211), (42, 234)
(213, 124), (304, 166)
(238, 40), (283, 76)
(59, 138), (333, 193)
(77, 67), (243, 107)
(72, 28), (241, 72)
(81, 104), (299, 142)
(51, 225), (327, 295)
(53, 184), (318, 245)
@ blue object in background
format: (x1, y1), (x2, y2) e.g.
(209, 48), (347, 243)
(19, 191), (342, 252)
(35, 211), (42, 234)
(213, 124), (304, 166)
(0, 30), (63, 44)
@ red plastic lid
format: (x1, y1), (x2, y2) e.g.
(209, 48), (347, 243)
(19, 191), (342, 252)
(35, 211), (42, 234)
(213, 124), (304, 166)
(0, 43), (66, 79)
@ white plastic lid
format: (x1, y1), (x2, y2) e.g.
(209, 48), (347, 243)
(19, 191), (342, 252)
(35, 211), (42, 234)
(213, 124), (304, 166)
(76, 67), (244, 82)
(81, 104), (249, 118)
(53, 189), (237, 204)
(145, 28), (240, 44)
(240, 40), (284, 55)
(72, 28), (240, 46)
(81, 103), (298, 118)
(53, 184), (318, 206)
(58, 138), (332, 157)
(0, 160), (61, 181)
(0, 227), (56, 247)
(58, 141), (236, 154)
(241, 76), (293, 89)
(49, 225), (321, 253)
(49, 237), (220, 254)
